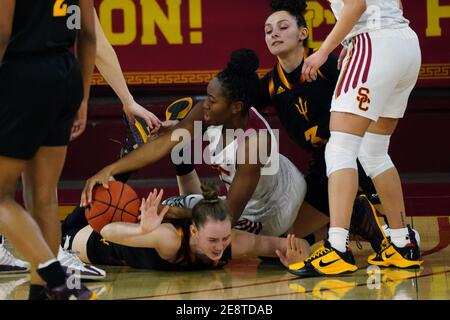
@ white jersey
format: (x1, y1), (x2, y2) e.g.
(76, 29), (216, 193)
(329, 0), (409, 42)
(204, 107), (306, 234)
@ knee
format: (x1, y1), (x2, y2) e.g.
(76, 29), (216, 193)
(358, 132), (394, 178)
(325, 131), (363, 177)
(24, 188), (57, 211)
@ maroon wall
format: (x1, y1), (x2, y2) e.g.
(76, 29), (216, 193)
(62, 91), (450, 181)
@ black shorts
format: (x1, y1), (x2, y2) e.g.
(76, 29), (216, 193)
(304, 149), (380, 216)
(86, 231), (127, 266)
(0, 50), (83, 160)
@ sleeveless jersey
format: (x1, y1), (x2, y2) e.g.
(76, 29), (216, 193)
(329, 0), (409, 42)
(95, 219), (232, 271)
(205, 107), (300, 221)
(5, 0), (78, 58)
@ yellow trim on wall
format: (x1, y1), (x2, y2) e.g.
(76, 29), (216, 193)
(91, 64), (450, 86)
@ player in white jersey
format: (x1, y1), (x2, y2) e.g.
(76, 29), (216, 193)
(81, 48), (309, 239)
(288, 0), (422, 278)
(167, 106), (306, 237)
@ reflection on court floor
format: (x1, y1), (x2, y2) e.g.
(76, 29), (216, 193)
(2, 216), (448, 300)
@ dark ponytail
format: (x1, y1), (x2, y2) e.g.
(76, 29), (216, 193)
(270, 0), (308, 27)
(217, 48), (262, 114)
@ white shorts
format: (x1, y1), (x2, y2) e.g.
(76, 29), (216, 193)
(240, 156), (306, 236)
(163, 157), (307, 237)
(331, 27), (421, 121)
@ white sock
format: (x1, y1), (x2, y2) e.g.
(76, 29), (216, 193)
(328, 227), (349, 253)
(385, 226), (421, 246)
(390, 227), (410, 248)
(412, 228), (421, 246)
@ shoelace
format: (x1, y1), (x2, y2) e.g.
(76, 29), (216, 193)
(355, 240), (363, 250)
(60, 249), (86, 268)
(164, 196), (185, 208)
(306, 246), (331, 262)
(0, 245), (24, 266)
(380, 238), (390, 251)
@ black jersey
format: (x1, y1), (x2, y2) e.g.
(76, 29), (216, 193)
(4, 0), (78, 58)
(259, 48), (339, 152)
(88, 219), (232, 271)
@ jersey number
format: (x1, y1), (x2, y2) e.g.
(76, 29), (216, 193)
(304, 126), (324, 146)
(53, 0), (68, 17)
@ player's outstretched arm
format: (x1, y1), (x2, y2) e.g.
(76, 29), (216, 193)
(302, 0), (366, 81)
(71, 0), (96, 140)
(93, 9), (161, 131)
(231, 231), (310, 267)
(81, 101), (204, 206)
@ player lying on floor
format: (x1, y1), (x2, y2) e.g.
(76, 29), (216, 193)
(62, 184), (308, 270)
(81, 49), (387, 257)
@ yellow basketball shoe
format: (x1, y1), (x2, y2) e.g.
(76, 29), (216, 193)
(367, 225), (423, 268)
(121, 113), (150, 158)
(165, 97), (194, 121)
(288, 241), (358, 278)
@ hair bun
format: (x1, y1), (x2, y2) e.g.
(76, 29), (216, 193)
(201, 183), (220, 202)
(270, 0), (307, 14)
(227, 48), (259, 76)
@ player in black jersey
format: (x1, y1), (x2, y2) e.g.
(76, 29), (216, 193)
(0, 0), (96, 300)
(62, 185), (308, 271)
(259, 0), (387, 246)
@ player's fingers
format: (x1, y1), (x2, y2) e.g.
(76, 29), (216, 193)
(143, 115), (154, 130)
(147, 191), (153, 203)
(156, 189), (164, 204)
(275, 250), (287, 267)
(160, 206), (170, 219)
(80, 186), (87, 207)
(310, 69), (317, 81)
(101, 178), (109, 189)
(83, 181), (94, 206)
(302, 65), (311, 81)
(140, 198), (146, 212)
(287, 234), (293, 250)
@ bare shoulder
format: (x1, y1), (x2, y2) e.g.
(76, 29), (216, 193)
(155, 223), (183, 259)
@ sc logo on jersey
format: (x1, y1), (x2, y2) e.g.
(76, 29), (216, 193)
(53, 0), (81, 30)
(357, 87), (371, 111)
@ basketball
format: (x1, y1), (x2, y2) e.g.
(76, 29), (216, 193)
(85, 181), (141, 233)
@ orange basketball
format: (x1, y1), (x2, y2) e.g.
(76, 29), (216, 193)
(85, 181), (140, 233)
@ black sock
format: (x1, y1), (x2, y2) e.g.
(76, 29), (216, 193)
(61, 206), (89, 248)
(28, 284), (47, 300)
(36, 261), (67, 289)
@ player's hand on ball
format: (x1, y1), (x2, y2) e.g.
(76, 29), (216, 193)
(81, 166), (114, 207)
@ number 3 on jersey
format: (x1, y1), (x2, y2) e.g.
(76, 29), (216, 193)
(304, 126), (324, 147)
(53, 0), (68, 17)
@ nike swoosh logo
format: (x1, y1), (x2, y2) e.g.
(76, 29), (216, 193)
(385, 252), (396, 259)
(319, 258), (340, 268)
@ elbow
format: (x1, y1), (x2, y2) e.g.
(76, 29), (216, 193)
(79, 28), (97, 46)
(355, 0), (367, 15)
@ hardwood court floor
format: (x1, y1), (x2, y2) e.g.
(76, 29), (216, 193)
(1, 215), (448, 300)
